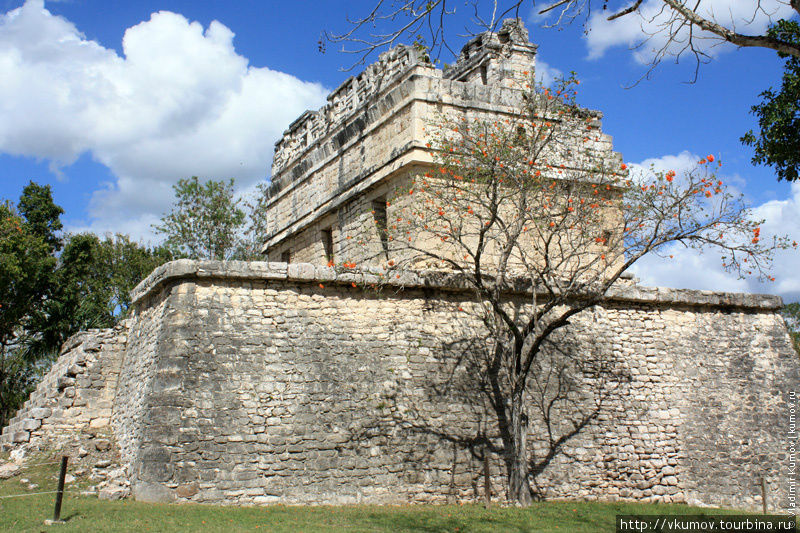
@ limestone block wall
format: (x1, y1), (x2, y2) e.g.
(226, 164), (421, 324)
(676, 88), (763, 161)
(272, 44), (424, 176)
(111, 282), (175, 480)
(263, 71), (619, 266)
(0, 322), (129, 448)
(117, 260), (799, 510)
(262, 20), (621, 266)
(268, 169), (624, 273)
(263, 69), (429, 253)
(443, 21), (535, 87)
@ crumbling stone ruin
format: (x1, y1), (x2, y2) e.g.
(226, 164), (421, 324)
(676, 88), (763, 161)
(2, 20), (799, 511)
(262, 19), (618, 266)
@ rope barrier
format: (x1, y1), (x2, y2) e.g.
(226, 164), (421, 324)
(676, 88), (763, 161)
(17, 460), (67, 466)
(0, 489), (74, 499)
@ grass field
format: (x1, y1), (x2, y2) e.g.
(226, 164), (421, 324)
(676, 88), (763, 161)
(0, 455), (769, 532)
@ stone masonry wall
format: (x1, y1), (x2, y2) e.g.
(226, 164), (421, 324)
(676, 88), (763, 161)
(262, 20), (620, 265)
(111, 283), (174, 484)
(2, 259), (796, 509)
(271, 45), (425, 177)
(263, 71), (618, 266)
(115, 260), (799, 510)
(1, 322), (128, 449)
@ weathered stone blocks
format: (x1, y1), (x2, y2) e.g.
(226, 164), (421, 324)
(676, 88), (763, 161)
(1, 247), (798, 513)
(85, 260), (800, 509)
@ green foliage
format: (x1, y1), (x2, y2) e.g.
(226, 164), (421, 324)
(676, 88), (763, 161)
(155, 176), (271, 261)
(742, 20), (800, 181)
(0, 204), (53, 346)
(17, 181), (64, 253)
(0, 184), (61, 426)
(24, 233), (115, 360)
(0, 181), (173, 426)
(103, 234), (175, 313)
(239, 181), (272, 261)
(782, 302), (800, 356)
(155, 177), (246, 260)
(28, 234), (174, 359)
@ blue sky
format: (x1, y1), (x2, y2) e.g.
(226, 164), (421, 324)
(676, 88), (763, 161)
(1, 0), (799, 300)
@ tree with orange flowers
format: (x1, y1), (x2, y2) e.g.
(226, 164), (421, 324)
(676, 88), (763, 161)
(372, 75), (791, 505)
(326, 3), (800, 184)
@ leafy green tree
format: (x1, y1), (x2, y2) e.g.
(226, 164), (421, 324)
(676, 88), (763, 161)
(781, 302), (800, 355)
(239, 182), (272, 260)
(17, 181), (63, 253)
(742, 20), (800, 182)
(26, 233), (115, 360)
(0, 181), (174, 426)
(28, 233), (174, 359)
(155, 177), (246, 260)
(155, 177), (271, 261)
(102, 234), (174, 314)
(0, 184), (61, 427)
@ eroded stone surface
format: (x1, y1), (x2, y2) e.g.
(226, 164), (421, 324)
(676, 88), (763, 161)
(2, 260), (797, 510)
(0, 461), (21, 479)
(261, 19), (619, 266)
(0, 19), (797, 512)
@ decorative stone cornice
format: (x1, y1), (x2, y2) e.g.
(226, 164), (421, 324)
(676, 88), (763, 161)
(130, 260), (783, 311)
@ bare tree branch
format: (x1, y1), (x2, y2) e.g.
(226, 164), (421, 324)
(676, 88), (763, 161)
(660, 0), (800, 58)
(607, 0), (643, 21)
(327, 1), (800, 76)
(353, 74), (790, 503)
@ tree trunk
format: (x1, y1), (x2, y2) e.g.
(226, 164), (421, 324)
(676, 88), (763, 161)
(508, 389), (533, 505)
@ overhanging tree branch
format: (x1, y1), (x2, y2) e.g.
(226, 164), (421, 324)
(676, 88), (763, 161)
(659, 0), (800, 58)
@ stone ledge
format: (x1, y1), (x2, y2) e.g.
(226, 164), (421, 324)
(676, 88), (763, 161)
(130, 260), (783, 311)
(268, 71), (610, 204)
(272, 45), (430, 177)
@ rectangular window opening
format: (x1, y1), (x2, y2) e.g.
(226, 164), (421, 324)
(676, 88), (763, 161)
(372, 197), (390, 260)
(281, 251), (291, 264)
(321, 228), (334, 263)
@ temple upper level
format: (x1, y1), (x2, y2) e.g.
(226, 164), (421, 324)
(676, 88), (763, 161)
(261, 19), (620, 265)
(270, 19), (538, 183)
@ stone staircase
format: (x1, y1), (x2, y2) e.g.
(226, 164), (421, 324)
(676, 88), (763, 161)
(1, 321), (129, 449)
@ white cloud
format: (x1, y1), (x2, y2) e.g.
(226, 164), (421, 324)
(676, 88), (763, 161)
(629, 150), (699, 184)
(633, 150), (698, 173)
(584, 0), (797, 63)
(750, 183), (800, 300)
(0, 0), (328, 239)
(629, 149), (745, 191)
(535, 57), (563, 87)
(629, 152), (800, 302)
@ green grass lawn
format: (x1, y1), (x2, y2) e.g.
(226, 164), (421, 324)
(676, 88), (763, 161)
(0, 456), (770, 532)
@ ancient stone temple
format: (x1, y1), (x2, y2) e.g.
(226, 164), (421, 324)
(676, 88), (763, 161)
(2, 21), (798, 512)
(261, 19), (619, 266)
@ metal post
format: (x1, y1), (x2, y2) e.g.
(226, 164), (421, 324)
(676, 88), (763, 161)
(761, 477), (768, 515)
(483, 446), (491, 507)
(53, 456), (68, 523)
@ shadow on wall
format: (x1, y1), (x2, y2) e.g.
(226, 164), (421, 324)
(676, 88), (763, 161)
(334, 295), (632, 502)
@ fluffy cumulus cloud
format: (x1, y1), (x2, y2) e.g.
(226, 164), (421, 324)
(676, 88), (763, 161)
(0, 0), (328, 239)
(584, 0), (797, 63)
(535, 57), (563, 87)
(628, 152), (800, 302)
